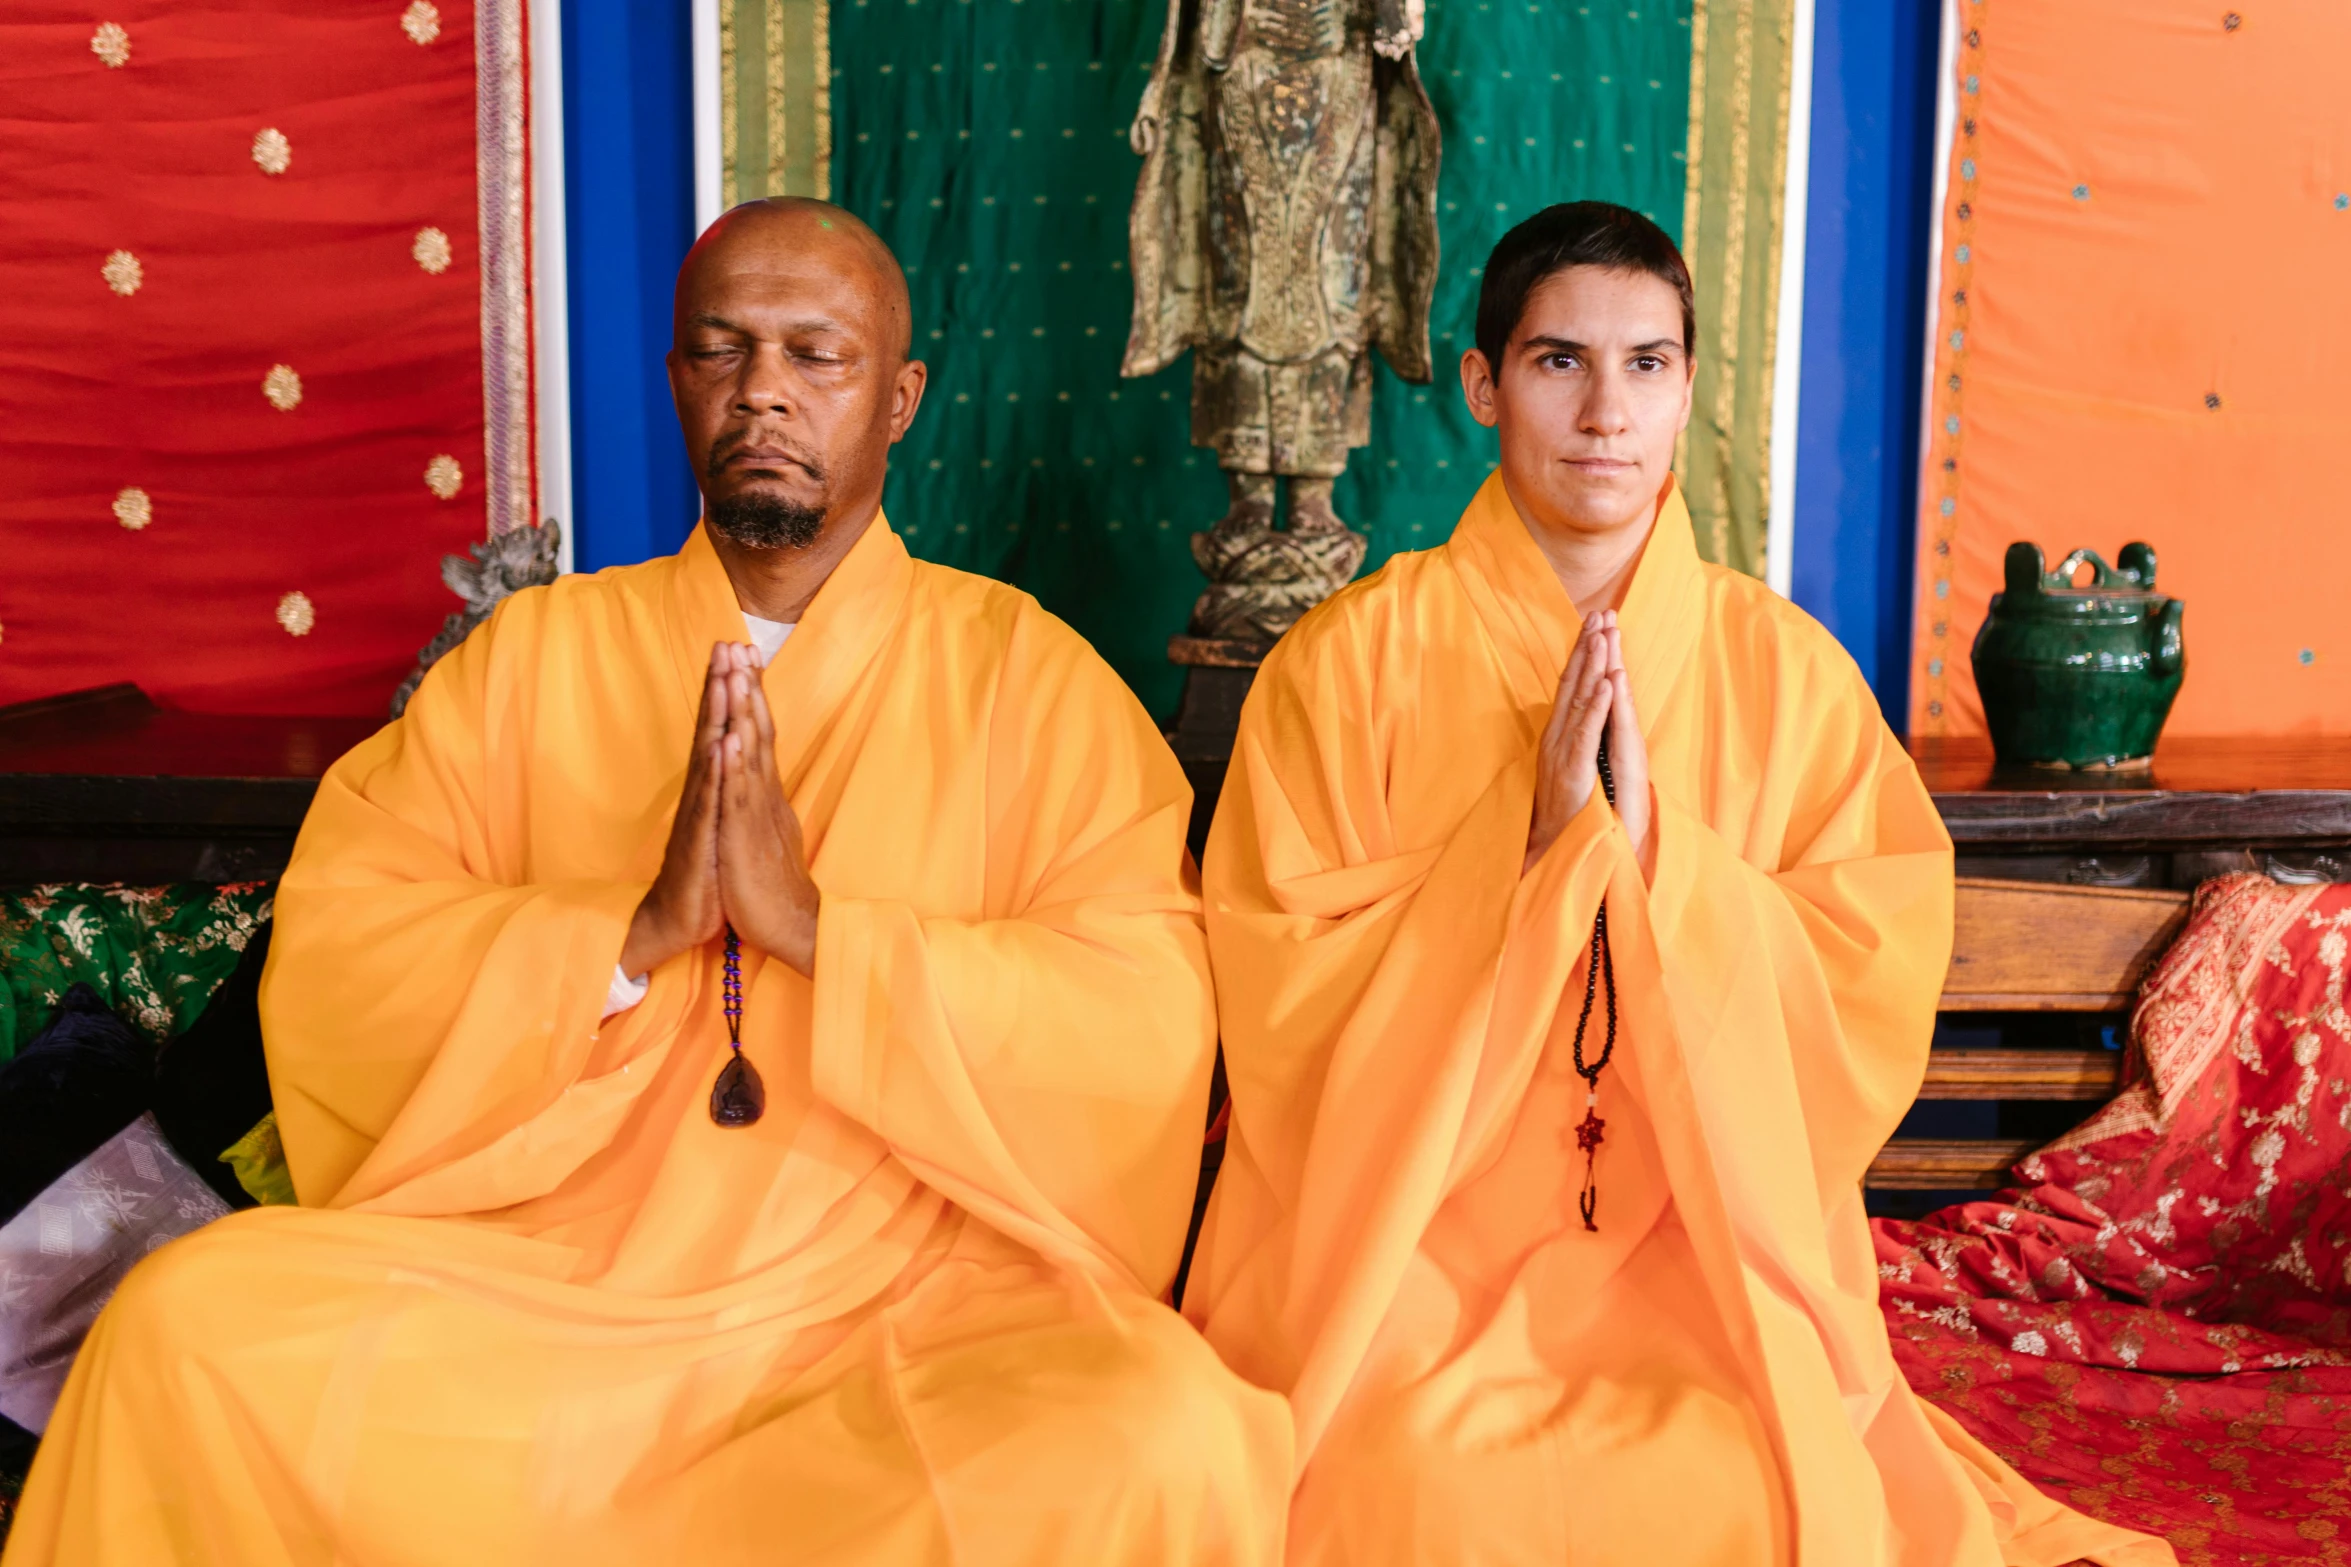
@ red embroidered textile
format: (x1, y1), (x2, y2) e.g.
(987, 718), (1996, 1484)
(0, 1), (533, 717)
(1878, 876), (2351, 1564)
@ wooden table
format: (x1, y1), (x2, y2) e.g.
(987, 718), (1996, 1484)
(0, 684), (379, 884)
(1887, 737), (2351, 1202)
(1914, 735), (2351, 887)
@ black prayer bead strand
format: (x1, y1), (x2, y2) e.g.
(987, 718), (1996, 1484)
(709, 925), (767, 1126)
(1569, 739), (1620, 1231)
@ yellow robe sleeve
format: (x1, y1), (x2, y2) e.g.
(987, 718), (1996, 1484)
(260, 588), (653, 1211)
(1641, 681), (1956, 1204)
(811, 601), (1217, 1297)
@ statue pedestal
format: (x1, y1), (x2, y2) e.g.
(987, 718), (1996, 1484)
(1164, 636), (1272, 860)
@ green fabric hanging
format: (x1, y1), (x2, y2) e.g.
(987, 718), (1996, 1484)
(832, 0), (1694, 718)
(0, 882), (272, 1060)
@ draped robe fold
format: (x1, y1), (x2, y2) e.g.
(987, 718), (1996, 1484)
(1186, 475), (2173, 1567)
(3, 518), (1292, 1567)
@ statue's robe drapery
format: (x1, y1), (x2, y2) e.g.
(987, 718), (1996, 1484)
(1123, 0), (1440, 477)
(1185, 475), (2174, 1566)
(3, 519), (1291, 1567)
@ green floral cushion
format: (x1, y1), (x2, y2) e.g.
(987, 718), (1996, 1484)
(0, 883), (273, 1062)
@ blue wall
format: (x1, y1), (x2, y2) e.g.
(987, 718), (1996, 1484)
(561, 0), (701, 572)
(1787, 0), (1943, 732)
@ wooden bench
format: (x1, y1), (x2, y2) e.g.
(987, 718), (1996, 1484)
(1866, 877), (2190, 1190)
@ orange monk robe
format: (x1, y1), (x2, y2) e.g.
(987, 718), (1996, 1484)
(5, 517), (1291, 1567)
(1186, 474), (2173, 1567)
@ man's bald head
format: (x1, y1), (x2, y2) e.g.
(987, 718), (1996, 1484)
(666, 198), (926, 572)
(675, 198), (912, 363)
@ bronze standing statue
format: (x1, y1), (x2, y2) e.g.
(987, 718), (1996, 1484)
(1125, 0), (1441, 643)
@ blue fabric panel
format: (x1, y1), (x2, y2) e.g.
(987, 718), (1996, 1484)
(1788, 0), (1941, 731)
(560, 0), (702, 573)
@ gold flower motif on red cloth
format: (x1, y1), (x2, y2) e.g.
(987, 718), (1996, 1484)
(275, 592), (316, 637)
(401, 2), (442, 45)
(91, 22), (130, 68)
(262, 364), (303, 411)
(101, 250), (143, 296)
(412, 227), (453, 274)
(113, 488), (152, 532)
(252, 128), (292, 176)
(424, 454), (463, 499)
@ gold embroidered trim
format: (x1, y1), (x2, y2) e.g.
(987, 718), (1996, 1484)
(413, 226), (453, 274)
(262, 364), (303, 411)
(101, 249), (143, 296)
(113, 487), (152, 531)
(766, 0), (786, 199)
(1679, 0), (1796, 579)
(473, 0), (535, 534)
(91, 22), (130, 68)
(275, 591), (316, 637)
(812, 0), (830, 200)
(252, 127), (292, 176)
(402, 1), (442, 45)
(424, 454), (464, 499)
(722, 0), (830, 203)
(721, 0), (739, 205)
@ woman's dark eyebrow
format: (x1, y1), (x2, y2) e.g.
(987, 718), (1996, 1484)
(1519, 335), (1682, 356)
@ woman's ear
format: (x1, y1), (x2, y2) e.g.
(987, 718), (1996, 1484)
(1460, 347), (1500, 429)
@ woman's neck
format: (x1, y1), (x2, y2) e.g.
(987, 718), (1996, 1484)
(1501, 474), (1658, 621)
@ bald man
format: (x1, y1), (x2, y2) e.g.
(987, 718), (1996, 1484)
(4, 201), (1291, 1567)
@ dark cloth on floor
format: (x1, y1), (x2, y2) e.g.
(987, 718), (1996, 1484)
(0, 1410), (32, 1543)
(0, 987), (150, 1226)
(150, 923), (273, 1210)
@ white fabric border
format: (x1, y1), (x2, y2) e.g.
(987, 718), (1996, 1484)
(1912, 0), (1961, 557)
(692, 0), (724, 235)
(1764, 0), (1817, 599)
(529, 0), (574, 571)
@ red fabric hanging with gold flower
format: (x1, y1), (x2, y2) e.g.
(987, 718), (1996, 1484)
(0, 0), (535, 716)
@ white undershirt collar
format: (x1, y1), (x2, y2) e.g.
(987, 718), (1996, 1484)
(744, 612), (795, 665)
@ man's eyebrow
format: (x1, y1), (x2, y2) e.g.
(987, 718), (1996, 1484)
(684, 311), (850, 336)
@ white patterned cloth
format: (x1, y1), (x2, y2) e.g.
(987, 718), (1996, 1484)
(0, 1113), (230, 1433)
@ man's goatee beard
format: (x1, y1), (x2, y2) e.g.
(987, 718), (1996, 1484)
(708, 492), (826, 550)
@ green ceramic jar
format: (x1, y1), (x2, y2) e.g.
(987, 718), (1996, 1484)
(1970, 542), (2186, 769)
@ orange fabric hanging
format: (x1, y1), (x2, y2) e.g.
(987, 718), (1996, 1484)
(2, 518), (1291, 1566)
(1910, 1), (2351, 740)
(1191, 473), (2173, 1565)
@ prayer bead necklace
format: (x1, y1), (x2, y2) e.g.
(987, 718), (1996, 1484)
(709, 926), (766, 1126)
(1570, 740), (1621, 1231)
